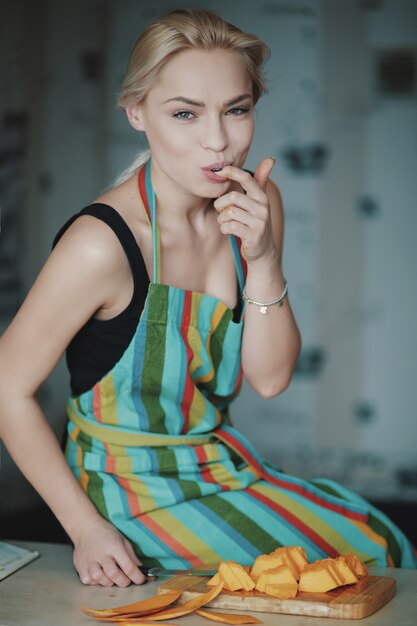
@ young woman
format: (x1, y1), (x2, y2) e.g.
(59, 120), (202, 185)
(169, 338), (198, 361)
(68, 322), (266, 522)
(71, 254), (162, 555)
(0, 9), (415, 588)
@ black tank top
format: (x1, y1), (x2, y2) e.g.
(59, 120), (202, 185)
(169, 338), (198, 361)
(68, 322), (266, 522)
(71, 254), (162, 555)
(53, 203), (243, 396)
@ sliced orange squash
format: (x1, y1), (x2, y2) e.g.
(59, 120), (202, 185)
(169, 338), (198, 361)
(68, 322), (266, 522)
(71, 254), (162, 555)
(342, 553), (368, 578)
(208, 564), (253, 589)
(264, 582), (298, 599)
(88, 614), (175, 623)
(108, 617), (172, 626)
(255, 564), (297, 594)
(218, 561), (255, 592)
(82, 589), (181, 618)
(137, 582), (224, 620)
(207, 571), (221, 587)
(250, 553), (283, 582)
(269, 546), (308, 581)
(195, 608), (262, 624)
(299, 556), (358, 593)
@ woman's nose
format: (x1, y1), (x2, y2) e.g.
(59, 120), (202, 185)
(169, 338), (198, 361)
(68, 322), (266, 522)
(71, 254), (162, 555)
(200, 116), (228, 153)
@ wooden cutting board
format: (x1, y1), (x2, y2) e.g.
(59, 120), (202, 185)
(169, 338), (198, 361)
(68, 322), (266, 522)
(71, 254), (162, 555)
(158, 574), (396, 619)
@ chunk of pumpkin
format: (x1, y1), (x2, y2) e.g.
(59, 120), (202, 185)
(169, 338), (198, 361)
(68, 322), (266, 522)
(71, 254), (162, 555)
(207, 571), (221, 587)
(250, 546), (308, 582)
(299, 556), (358, 593)
(270, 546), (308, 581)
(255, 564), (297, 593)
(250, 553), (284, 582)
(342, 553), (368, 578)
(264, 582), (298, 599)
(218, 561), (255, 592)
(332, 556), (359, 585)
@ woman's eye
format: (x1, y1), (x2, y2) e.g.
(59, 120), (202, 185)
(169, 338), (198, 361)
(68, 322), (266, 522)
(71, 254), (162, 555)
(173, 107), (250, 120)
(227, 107), (250, 116)
(173, 110), (195, 120)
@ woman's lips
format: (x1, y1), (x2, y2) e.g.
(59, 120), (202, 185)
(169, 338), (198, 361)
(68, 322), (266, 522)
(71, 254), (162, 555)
(201, 168), (229, 183)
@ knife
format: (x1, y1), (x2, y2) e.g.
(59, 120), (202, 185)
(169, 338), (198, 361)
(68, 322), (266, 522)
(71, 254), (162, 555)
(140, 566), (217, 577)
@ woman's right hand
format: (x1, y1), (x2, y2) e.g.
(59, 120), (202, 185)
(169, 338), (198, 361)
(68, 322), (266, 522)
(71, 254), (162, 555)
(73, 515), (149, 586)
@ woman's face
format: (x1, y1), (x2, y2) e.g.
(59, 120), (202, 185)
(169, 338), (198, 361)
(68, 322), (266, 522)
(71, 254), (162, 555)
(131, 48), (255, 199)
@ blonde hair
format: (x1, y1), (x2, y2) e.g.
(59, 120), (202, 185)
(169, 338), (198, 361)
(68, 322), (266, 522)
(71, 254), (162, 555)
(114, 8), (270, 185)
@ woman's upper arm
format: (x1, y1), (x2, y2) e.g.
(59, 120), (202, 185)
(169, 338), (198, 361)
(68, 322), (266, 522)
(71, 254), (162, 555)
(266, 178), (285, 265)
(0, 216), (124, 397)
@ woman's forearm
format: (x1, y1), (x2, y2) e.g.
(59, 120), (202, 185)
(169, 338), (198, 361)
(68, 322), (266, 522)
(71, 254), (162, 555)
(0, 394), (102, 543)
(241, 253), (301, 397)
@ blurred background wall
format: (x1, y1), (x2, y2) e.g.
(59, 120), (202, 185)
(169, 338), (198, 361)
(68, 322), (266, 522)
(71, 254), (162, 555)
(1, 0), (416, 542)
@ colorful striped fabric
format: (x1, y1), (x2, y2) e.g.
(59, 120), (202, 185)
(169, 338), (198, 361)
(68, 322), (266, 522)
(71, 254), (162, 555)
(64, 159), (417, 569)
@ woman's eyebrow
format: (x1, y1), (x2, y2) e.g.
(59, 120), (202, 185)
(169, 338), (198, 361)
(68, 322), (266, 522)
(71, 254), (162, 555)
(162, 93), (253, 107)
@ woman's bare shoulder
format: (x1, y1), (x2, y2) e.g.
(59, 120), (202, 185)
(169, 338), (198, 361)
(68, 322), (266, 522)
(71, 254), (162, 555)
(56, 173), (147, 263)
(94, 174), (149, 228)
(0, 214), (128, 395)
(53, 209), (138, 314)
(55, 211), (124, 266)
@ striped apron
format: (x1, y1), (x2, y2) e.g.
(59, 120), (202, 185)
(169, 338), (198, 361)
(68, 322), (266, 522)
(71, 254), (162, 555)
(65, 159), (417, 569)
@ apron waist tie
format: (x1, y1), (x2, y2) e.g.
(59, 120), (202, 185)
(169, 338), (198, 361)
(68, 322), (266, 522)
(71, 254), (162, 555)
(68, 407), (214, 447)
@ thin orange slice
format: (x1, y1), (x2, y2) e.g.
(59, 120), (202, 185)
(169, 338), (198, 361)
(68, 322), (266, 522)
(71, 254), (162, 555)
(117, 622), (174, 626)
(82, 589), (181, 617)
(88, 607), (183, 622)
(196, 608), (262, 624)
(89, 612), (172, 623)
(137, 582), (224, 621)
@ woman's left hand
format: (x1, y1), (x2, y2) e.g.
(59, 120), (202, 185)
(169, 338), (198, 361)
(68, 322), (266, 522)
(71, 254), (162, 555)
(213, 157), (276, 262)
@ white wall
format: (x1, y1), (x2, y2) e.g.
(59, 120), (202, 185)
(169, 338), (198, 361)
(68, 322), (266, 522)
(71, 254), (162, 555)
(237, 0), (417, 501)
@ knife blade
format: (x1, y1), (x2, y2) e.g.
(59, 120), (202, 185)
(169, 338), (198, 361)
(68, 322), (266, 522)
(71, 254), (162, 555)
(140, 566), (217, 577)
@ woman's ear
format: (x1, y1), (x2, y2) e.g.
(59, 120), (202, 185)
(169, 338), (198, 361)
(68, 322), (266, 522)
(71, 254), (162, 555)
(125, 105), (146, 131)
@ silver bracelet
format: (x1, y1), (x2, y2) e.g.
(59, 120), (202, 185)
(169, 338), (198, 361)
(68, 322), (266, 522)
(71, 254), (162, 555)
(242, 279), (288, 314)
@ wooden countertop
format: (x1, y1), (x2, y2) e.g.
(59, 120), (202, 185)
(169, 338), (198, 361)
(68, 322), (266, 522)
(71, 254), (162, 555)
(0, 541), (416, 625)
